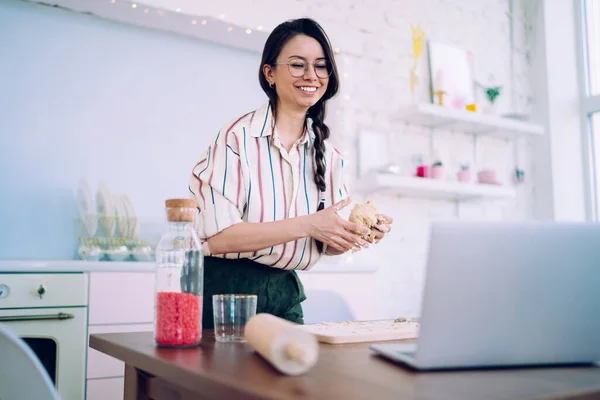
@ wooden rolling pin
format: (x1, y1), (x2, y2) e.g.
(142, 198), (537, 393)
(244, 313), (319, 376)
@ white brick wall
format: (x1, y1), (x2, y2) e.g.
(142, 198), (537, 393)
(110, 0), (539, 319)
(197, 0), (537, 319)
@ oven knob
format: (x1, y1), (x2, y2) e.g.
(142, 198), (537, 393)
(35, 284), (46, 299)
(0, 284), (9, 299)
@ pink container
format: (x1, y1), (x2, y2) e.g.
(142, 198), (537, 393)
(457, 169), (471, 182)
(431, 166), (445, 180)
(477, 169), (500, 185)
(416, 165), (430, 178)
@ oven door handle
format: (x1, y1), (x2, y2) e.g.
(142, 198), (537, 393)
(0, 312), (75, 322)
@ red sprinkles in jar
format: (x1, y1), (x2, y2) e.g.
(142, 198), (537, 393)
(155, 292), (202, 347)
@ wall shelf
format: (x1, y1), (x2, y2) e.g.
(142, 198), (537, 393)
(365, 174), (516, 201)
(396, 103), (544, 137)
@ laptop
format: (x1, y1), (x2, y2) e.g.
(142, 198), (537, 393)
(371, 221), (600, 371)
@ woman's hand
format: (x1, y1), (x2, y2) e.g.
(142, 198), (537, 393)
(304, 197), (371, 253)
(372, 214), (393, 244)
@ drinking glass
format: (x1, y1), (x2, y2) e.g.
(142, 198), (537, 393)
(212, 294), (257, 342)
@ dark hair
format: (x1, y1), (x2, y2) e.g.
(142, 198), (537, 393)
(258, 18), (340, 194)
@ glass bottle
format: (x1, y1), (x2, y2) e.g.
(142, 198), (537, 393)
(154, 198), (204, 348)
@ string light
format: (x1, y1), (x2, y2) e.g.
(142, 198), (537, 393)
(110, 0), (115, 4)
(334, 48), (341, 54)
(115, 6), (270, 40)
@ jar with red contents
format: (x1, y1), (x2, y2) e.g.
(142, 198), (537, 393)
(154, 199), (204, 348)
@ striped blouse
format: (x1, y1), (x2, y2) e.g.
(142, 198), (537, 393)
(188, 101), (349, 271)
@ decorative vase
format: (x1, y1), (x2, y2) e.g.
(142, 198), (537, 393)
(409, 67), (421, 104)
(431, 166), (445, 180)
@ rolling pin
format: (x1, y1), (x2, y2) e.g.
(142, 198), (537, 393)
(244, 313), (319, 376)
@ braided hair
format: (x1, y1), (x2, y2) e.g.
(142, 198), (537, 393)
(307, 102), (329, 192)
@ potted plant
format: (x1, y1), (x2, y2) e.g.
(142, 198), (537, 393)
(431, 160), (445, 180)
(457, 163), (471, 182)
(513, 167), (525, 184)
(476, 81), (503, 115)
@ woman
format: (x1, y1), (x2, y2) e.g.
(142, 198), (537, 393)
(189, 18), (392, 328)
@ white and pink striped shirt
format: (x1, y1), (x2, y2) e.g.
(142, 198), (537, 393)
(188, 101), (349, 271)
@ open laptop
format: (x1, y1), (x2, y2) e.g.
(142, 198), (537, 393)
(371, 221), (600, 371)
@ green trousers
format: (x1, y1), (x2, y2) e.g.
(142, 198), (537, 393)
(202, 256), (306, 329)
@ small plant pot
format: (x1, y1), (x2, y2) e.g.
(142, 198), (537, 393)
(416, 165), (430, 178)
(457, 169), (471, 182)
(431, 165), (445, 180)
(513, 168), (525, 184)
(483, 101), (498, 116)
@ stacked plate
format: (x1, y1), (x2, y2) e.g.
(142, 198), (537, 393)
(97, 183), (116, 237)
(75, 179), (150, 262)
(92, 183), (139, 239)
(76, 178), (98, 237)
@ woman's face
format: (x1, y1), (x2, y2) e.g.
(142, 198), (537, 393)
(264, 34), (330, 111)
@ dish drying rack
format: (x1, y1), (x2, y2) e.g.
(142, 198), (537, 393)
(75, 216), (155, 262)
(75, 179), (156, 262)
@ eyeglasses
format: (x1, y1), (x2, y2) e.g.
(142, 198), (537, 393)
(273, 57), (333, 79)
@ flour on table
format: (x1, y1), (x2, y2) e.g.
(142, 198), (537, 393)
(301, 319), (419, 337)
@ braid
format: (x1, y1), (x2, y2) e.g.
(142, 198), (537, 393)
(309, 102), (329, 193)
(309, 103), (330, 254)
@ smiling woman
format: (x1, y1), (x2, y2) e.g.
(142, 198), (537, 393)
(187, 18), (393, 328)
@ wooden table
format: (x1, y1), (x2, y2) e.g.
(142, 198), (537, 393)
(89, 331), (600, 400)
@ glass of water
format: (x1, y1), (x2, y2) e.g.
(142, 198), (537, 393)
(212, 294), (257, 342)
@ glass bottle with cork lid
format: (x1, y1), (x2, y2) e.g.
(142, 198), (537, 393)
(154, 198), (204, 348)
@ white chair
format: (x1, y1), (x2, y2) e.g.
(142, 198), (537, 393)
(0, 323), (60, 400)
(302, 290), (356, 324)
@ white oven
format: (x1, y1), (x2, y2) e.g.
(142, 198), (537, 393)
(0, 273), (88, 400)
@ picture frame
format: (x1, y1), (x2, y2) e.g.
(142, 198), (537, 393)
(427, 41), (476, 110)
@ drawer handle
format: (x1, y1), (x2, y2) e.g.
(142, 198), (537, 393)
(0, 312), (75, 322)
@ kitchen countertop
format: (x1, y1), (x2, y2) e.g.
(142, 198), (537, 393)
(0, 260), (156, 273)
(0, 259), (373, 274)
(90, 331), (600, 400)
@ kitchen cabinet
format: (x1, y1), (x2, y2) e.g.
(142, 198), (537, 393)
(86, 377), (124, 400)
(87, 324), (153, 379)
(88, 272), (155, 325)
(86, 271), (155, 400)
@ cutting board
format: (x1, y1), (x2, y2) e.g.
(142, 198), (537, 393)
(299, 319), (419, 344)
